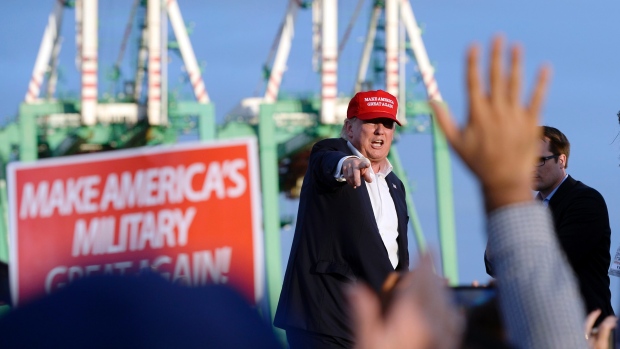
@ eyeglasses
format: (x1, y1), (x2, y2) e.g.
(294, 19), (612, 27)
(537, 155), (559, 167)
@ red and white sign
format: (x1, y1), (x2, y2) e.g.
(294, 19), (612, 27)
(7, 138), (263, 306)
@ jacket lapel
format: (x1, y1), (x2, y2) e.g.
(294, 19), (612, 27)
(343, 139), (407, 269)
(386, 174), (409, 269)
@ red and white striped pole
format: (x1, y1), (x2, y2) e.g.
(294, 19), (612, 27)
(385, 0), (399, 100)
(320, 0), (337, 124)
(400, 0), (442, 102)
(167, 0), (209, 104)
(264, 0), (300, 103)
(148, 0), (162, 125)
(25, 0), (64, 103)
(81, 0), (98, 125)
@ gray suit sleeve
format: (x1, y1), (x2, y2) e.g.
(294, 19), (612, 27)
(486, 202), (587, 349)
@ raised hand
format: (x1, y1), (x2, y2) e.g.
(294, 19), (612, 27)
(585, 309), (618, 349)
(430, 36), (551, 212)
(350, 254), (464, 349)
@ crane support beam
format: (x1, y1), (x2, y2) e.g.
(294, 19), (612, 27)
(354, 5), (380, 93)
(265, 0), (300, 103)
(400, 0), (440, 101)
(46, 37), (63, 99)
(399, 0), (457, 283)
(25, 0), (64, 103)
(167, 0), (210, 104)
(258, 103), (283, 323)
(134, 27), (148, 103)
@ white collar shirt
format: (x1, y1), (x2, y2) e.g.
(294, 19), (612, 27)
(536, 174), (568, 207)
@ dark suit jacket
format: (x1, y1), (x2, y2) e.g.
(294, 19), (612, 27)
(274, 138), (410, 341)
(486, 176), (613, 320)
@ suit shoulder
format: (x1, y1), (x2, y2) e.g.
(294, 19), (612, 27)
(572, 181), (606, 201)
(560, 180), (610, 215)
(386, 171), (403, 182)
(313, 138), (347, 150)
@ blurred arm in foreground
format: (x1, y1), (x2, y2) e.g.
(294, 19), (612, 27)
(351, 36), (591, 349)
(433, 35), (588, 349)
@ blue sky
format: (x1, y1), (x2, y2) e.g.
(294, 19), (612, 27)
(2, 1), (620, 311)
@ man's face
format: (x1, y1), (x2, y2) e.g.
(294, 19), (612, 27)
(533, 138), (566, 194)
(348, 118), (395, 166)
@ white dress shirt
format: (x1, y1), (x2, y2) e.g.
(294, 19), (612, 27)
(333, 141), (399, 269)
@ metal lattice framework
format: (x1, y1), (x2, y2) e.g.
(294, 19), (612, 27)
(0, 0), (457, 329)
(0, 0), (216, 263)
(220, 0), (458, 323)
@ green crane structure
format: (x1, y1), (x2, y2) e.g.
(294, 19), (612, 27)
(245, 0), (458, 321)
(0, 0), (457, 325)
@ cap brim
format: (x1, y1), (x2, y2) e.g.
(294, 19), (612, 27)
(357, 112), (402, 126)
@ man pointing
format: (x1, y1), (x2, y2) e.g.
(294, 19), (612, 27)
(274, 90), (410, 348)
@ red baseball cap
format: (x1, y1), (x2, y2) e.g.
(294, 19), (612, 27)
(346, 89), (401, 126)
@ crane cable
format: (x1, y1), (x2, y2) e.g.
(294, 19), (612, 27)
(254, 0), (304, 96)
(338, 0), (365, 55)
(114, 0), (141, 77)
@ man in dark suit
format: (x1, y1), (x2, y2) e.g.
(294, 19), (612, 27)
(486, 126), (613, 324)
(274, 90), (409, 348)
